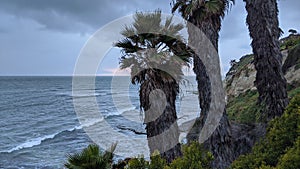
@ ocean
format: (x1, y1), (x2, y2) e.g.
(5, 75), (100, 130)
(0, 76), (199, 168)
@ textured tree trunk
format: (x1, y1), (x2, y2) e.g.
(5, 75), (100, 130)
(184, 1), (289, 168)
(244, 0), (289, 121)
(186, 19), (234, 169)
(141, 78), (182, 163)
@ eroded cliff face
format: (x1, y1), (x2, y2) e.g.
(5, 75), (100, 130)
(212, 35), (300, 169)
(225, 54), (257, 99)
(225, 44), (300, 100)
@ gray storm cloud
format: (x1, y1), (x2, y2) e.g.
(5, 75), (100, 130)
(0, 0), (299, 75)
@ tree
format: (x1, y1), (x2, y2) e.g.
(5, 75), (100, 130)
(288, 29), (298, 35)
(114, 10), (191, 163)
(230, 59), (237, 67)
(172, 1), (235, 168)
(244, 0), (289, 122)
(65, 144), (116, 169)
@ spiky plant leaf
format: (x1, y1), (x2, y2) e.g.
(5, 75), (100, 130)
(64, 144), (116, 169)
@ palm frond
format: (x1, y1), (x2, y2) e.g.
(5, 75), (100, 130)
(171, 0), (185, 14)
(119, 55), (136, 69)
(114, 9), (193, 86)
(172, 0), (235, 21)
(205, 0), (223, 15)
(164, 16), (173, 29)
(114, 39), (141, 54)
(121, 26), (135, 37)
(64, 144), (116, 169)
(133, 10), (162, 34)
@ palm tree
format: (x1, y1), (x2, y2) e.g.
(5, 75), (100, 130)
(65, 144), (116, 169)
(172, 0), (235, 168)
(114, 10), (191, 163)
(243, 0), (289, 121)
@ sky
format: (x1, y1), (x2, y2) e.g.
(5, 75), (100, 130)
(0, 0), (299, 76)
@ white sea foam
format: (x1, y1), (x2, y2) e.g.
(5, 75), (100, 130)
(104, 106), (137, 117)
(1, 118), (105, 154)
(5, 133), (57, 153)
(58, 91), (108, 98)
(80, 117), (105, 128)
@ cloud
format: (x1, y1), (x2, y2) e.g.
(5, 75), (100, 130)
(0, 27), (7, 33)
(1, 0), (298, 35)
(278, 0), (300, 35)
(0, 0), (298, 76)
(220, 0), (248, 40)
(0, 0), (172, 34)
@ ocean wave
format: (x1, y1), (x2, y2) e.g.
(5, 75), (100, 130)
(1, 118), (105, 154)
(119, 106), (137, 113)
(58, 92), (108, 98)
(3, 133), (58, 153)
(78, 117), (105, 129)
(104, 106), (137, 118)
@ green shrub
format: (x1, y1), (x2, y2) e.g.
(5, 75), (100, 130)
(149, 151), (167, 169)
(127, 155), (150, 169)
(169, 142), (213, 169)
(236, 54), (254, 73)
(65, 144), (116, 169)
(276, 137), (300, 169)
(226, 90), (259, 123)
(127, 152), (168, 169)
(230, 93), (300, 169)
(280, 36), (300, 50)
(288, 86), (300, 98)
(125, 142), (213, 169)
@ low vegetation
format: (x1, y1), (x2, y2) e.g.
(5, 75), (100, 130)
(66, 142), (213, 169)
(226, 89), (259, 123)
(126, 141), (213, 169)
(230, 93), (300, 169)
(65, 144), (116, 169)
(280, 34), (300, 50)
(226, 86), (300, 124)
(226, 35), (300, 124)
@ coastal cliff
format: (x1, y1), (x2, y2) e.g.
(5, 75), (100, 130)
(219, 34), (300, 168)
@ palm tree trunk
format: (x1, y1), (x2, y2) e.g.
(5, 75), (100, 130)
(141, 79), (182, 163)
(186, 21), (216, 141)
(186, 20), (234, 169)
(244, 0), (289, 121)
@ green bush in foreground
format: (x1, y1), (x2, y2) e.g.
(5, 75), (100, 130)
(276, 136), (300, 169)
(168, 142), (213, 169)
(64, 138), (212, 169)
(127, 155), (150, 169)
(230, 93), (300, 169)
(127, 142), (213, 169)
(65, 144), (116, 169)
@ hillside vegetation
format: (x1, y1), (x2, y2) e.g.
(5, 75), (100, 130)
(230, 93), (300, 169)
(226, 34), (300, 124)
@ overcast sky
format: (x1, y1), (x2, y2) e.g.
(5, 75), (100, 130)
(0, 0), (299, 76)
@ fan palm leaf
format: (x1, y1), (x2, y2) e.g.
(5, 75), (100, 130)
(64, 143), (116, 169)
